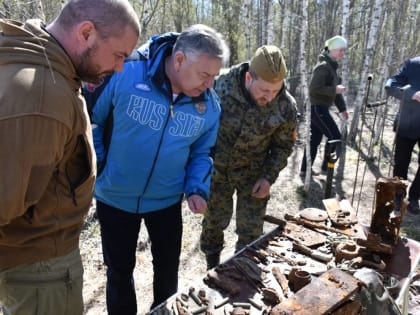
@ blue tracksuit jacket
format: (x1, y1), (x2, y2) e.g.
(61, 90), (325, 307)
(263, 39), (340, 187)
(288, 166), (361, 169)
(91, 34), (221, 213)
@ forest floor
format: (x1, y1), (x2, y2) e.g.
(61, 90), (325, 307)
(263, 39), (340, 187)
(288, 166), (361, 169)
(79, 110), (420, 315)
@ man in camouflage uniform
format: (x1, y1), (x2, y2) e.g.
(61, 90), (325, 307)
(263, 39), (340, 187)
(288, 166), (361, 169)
(200, 45), (298, 269)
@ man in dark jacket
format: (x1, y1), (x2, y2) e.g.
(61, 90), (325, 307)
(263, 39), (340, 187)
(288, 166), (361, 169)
(0, 1), (139, 314)
(200, 45), (297, 269)
(386, 56), (420, 214)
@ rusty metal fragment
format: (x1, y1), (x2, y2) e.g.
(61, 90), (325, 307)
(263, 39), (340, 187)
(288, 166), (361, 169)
(203, 270), (241, 296)
(271, 268), (361, 315)
(330, 299), (362, 315)
(272, 266), (289, 297)
(370, 177), (407, 245)
(323, 198), (358, 227)
(261, 287), (281, 305)
(299, 208), (329, 222)
(282, 221), (327, 247)
(356, 233), (393, 254)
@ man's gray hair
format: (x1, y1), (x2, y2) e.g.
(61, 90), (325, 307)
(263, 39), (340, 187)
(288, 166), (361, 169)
(55, 0), (140, 39)
(173, 24), (230, 66)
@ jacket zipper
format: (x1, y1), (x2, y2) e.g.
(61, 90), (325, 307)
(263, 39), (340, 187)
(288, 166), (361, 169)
(137, 101), (174, 212)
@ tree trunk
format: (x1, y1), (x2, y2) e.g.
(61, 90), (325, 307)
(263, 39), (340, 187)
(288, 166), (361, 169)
(348, 0), (384, 143)
(299, 0), (311, 191)
(243, 0), (253, 61)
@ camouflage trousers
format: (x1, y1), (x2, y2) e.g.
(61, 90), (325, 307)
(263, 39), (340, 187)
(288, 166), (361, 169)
(200, 166), (269, 255)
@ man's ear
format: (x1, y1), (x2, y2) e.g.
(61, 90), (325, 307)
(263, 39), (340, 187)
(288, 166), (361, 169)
(77, 21), (97, 48)
(173, 51), (186, 72)
(245, 71), (252, 84)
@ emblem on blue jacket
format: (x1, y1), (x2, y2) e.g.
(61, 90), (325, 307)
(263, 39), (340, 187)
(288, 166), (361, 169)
(134, 83), (152, 92)
(194, 102), (207, 114)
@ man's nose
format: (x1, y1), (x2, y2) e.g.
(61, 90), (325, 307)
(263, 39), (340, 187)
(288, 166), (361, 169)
(114, 59), (124, 73)
(203, 78), (214, 88)
(265, 91), (275, 101)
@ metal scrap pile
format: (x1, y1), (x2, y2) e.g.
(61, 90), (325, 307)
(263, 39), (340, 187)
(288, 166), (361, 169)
(150, 177), (408, 315)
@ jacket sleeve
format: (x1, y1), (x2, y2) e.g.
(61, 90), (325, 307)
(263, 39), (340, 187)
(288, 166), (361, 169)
(184, 108), (221, 200)
(91, 76), (116, 168)
(309, 64), (336, 99)
(386, 59), (416, 102)
(262, 96), (298, 184)
(334, 93), (347, 112)
(0, 113), (70, 226)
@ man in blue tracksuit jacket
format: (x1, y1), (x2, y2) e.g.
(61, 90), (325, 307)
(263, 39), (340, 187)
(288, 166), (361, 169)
(90, 25), (229, 313)
(386, 56), (420, 214)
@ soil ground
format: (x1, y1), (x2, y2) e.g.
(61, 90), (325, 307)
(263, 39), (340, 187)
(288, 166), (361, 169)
(78, 110), (420, 314)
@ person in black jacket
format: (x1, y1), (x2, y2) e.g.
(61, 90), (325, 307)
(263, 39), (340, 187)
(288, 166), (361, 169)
(301, 35), (349, 175)
(386, 56), (420, 214)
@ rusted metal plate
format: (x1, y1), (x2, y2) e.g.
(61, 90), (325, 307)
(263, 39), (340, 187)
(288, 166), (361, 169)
(322, 198), (366, 239)
(322, 198), (358, 227)
(283, 221), (327, 247)
(299, 208), (329, 222)
(272, 268), (361, 315)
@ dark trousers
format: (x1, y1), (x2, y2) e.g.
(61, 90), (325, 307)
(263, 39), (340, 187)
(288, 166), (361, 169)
(96, 200), (182, 315)
(393, 134), (420, 201)
(301, 105), (341, 172)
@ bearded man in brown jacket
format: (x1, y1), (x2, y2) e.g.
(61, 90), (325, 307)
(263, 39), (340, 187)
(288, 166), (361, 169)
(0, 1), (139, 314)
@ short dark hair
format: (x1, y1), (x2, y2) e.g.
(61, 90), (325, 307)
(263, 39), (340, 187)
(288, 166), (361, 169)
(173, 24), (230, 66)
(56, 0), (140, 39)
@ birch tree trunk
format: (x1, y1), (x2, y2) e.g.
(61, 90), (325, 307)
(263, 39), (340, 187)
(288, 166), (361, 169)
(222, 0), (242, 64)
(348, 0), (384, 142)
(398, 0), (412, 61)
(299, 0), (311, 191)
(243, 0), (253, 60)
(279, 1), (288, 50)
(336, 0), (350, 182)
(266, 0), (274, 44)
(373, 4), (393, 147)
(340, 0), (350, 105)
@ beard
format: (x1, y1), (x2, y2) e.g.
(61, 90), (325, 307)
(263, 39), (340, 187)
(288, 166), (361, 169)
(76, 45), (114, 84)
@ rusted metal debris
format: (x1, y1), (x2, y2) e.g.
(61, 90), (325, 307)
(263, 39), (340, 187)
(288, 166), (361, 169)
(356, 233), (393, 254)
(261, 287), (281, 305)
(271, 268), (362, 315)
(370, 177), (407, 246)
(203, 269), (241, 296)
(282, 220), (327, 247)
(323, 198), (358, 228)
(272, 266), (289, 297)
(152, 199), (407, 315)
(299, 207), (329, 222)
(288, 268), (312, 292)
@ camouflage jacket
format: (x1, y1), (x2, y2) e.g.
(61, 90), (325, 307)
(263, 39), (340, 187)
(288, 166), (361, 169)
(213, 63), (297, 184)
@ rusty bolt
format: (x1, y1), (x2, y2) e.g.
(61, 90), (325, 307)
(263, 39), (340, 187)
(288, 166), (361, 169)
(189, 287), (202, 306)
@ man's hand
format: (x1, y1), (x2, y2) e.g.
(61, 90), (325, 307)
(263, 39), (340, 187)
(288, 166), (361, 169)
(336, 85), (346, 94)
(187, 194), (207, 214)
(412, 91), (420, 102)
(251, 178), (271, 198)
(340, 111), (349, 120)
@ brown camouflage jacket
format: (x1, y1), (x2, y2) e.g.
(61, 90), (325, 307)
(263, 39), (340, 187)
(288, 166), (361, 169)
(213, 63), (297, 184)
